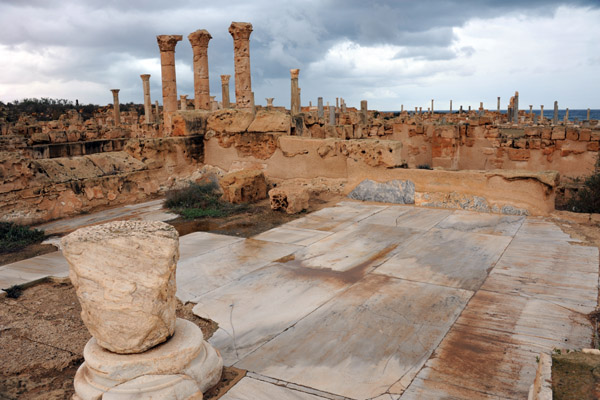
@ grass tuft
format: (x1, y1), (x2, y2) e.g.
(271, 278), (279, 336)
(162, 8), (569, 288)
(0, 222), (45, 254)
(567, 158), (600, 214)
(165, 182), (246, 219)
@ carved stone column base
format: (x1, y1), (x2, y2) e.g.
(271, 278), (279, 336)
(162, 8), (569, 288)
(73, 319), (222, 400)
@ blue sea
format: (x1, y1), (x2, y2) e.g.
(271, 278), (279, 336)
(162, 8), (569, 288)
(386, 109), (600, 121)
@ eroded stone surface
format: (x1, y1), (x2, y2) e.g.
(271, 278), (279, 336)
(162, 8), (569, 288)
(220, 169), (267, 204)
(269, 186), (310, 214)
(61, 220), (179, 354)
(348, 179), (415, 204)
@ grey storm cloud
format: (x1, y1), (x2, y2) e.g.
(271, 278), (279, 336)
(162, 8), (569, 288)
(0, 0), (598, 107)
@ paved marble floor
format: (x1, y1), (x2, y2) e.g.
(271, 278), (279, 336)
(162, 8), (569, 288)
(1, 201), (597, 399)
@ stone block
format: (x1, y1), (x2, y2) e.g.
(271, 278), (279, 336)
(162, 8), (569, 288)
(248, 110), (291, 134)
(587, 141), (599, 152)
(61, 221), (179, 354)
(551, 127), (566, 140)
(507, 148), (530, 161)
(220, 169), (267, 204)
(269, 186), (310, 214)
(566, 128), (579, 141)
(348, 179), (415, 204)
(579, 129), (591, 141)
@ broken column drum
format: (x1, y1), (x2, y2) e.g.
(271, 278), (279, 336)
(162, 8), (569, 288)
(62, 220), (223, 399)
(157, 35), (183, 115)
(188, 29), (212, 110)
(140, 74), (152, 124)
(229, 22), (254, 109)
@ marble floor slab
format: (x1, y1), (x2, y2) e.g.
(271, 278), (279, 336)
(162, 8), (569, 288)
(176, 239), (303, 302)
(283, 204), (386, 232)
(35, 199), (176, 235)
(178, 232), (244, 259)
(388, 208), (453, 231)
(401, 289), (594, 399)
(434, 210), (525, 236)
(281, 223), (423, 274)
(192, 263), (352, 365)
(0, 251), (69, 288)
(252, 226), (334, 246)
(220, 377), (328, 400)
(236, 274), (473, 400)
(375, 228), (512, 291)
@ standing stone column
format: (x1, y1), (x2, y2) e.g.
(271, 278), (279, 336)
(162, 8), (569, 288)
(180, 95), (188, 111)
(140, 74), (152, 124)
(529, 105), (533, 115)
(157, 34), (183, 130)
(290, 70), (300, 114)
(587, 108), (591, 121)
(564, 108), (570, 123)
(540, 105), (544, 121)
(229, 22), (253, 109)
(553, 101), (559, 125)
(220, 75), (231, 109)
(111, 89), (120, 127)
(449, 100), (452, 114)
(513, 91), (519, 124)
(431, 99), (434, 115)
(360, 100), (368, 124)
(317, 97), (324, 118)
(266, 98), (274, 109)
(188, 29), (212, 110)
(329, 106), (336, 126)
(497, 97), (501, 112)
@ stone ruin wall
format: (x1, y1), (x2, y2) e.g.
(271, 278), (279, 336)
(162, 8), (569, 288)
(1, 102), (598, 224)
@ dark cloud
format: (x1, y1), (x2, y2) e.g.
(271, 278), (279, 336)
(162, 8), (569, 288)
(0, 0), (598, 105)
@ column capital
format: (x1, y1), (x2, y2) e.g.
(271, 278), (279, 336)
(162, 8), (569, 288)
(110, 89), (120, 94)
(290, 69), (300, 79)
(157, 35), (183, 52)
(188, 29), (212, 49)
(220, 74), (231, 84)
(140, 74), (151, 81)
(229, 22), (253, 40)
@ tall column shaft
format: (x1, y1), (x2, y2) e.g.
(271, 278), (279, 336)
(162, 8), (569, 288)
(157, 35), (183, 116)
(188, 30), (212, 110)
(229, 22), (253, 109)
(111, 89), (120, 127)
(449, 100), (453, 113)
(553, 101), (559, 125)
(360, 100), (368, 124)
(140, 75), (152, 124)
(221, 75), (231, 109)
(290, 69), (300, 114)
(317, 97), (324, 118)
(513, 91), (519, 124)
(497, 97), (501, 112)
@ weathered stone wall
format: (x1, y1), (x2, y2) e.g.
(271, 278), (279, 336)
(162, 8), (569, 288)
(0, 136), (203, 225)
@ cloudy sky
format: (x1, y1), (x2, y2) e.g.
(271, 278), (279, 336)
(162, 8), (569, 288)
(0, 0), (599, 110)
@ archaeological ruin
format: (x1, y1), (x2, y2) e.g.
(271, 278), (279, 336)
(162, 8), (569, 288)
(1, 20), (599, 400)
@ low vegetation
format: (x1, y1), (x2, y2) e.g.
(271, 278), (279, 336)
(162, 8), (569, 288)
(567, 158), (600, 214)
(0, 222), (45, 254)
(165, 181), (246, 219)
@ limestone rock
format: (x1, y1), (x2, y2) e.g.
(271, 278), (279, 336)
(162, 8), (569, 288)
(206, 109), (254, 134)
(61, 220), (179, 354)
(349, 179), (415, 204)
(269, 186), (310, 214)
(248, 110), (290, 133)
(220, 169), (267, 204)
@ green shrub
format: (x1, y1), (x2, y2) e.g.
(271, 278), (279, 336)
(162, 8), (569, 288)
(165, 182), (245, 219)
(567, 158), (600, 214)
(0, 222), (45, 253)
